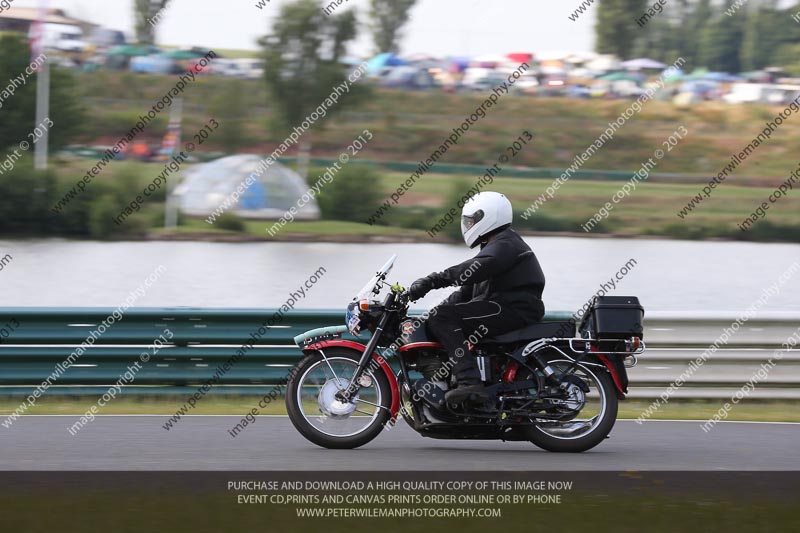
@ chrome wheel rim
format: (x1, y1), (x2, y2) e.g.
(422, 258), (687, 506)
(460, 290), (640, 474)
(297, 356), (383, 437)
(535, 363), (607, 440)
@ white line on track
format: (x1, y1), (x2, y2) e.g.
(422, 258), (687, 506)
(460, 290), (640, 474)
(7, 415), (800, 425)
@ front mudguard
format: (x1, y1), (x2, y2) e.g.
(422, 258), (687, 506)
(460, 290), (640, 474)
(302, 339), (400, 424)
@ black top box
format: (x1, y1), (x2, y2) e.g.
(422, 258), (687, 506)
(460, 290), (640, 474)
(579, 296), (644, 340)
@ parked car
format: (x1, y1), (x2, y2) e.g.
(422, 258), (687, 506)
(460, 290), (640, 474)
(213, 59), (244, 77)
(469, 72), (510, 92)
(460, 67), (495, 90)
(591, 79), (645, 99)
(233, 59), (264, 80)
(510, 72), (540, 94)
(567, 84), (592, 99)
(130, 54), (174, 75)
(536, 75), (569, 97)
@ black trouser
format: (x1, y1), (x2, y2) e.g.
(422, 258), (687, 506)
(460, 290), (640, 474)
(426, 300), (526, 384)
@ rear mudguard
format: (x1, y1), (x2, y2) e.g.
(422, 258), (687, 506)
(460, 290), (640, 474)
(595, 353), (629, 399)
(302, 339), (400, 424)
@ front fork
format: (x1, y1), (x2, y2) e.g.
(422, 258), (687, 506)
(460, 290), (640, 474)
(335, 302), (393, 403)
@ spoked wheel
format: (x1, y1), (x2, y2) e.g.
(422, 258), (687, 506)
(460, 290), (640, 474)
(286, 348), (392, 449)
(524, 356), (618, 453)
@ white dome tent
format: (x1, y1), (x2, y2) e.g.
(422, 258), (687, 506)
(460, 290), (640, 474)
(174, 155), (320, 220)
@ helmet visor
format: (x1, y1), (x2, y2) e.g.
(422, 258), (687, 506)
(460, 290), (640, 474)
(461, 210), (485, 233)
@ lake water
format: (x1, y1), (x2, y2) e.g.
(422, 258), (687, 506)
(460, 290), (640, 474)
(0, 237), (798, 315)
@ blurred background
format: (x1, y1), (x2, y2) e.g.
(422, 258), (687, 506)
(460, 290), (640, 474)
(0, 0), (798, 314)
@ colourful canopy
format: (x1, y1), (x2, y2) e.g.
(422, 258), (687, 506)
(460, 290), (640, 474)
(161, 49), (210, 60)
(506, 52), (533, 64)
(106, 45), (155, 57)
(366, 53), (406, 73)
(598, 72), (644, 82)
(621, 58), (667, 70)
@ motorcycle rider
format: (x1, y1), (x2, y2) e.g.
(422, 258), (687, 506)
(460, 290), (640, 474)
(407, 191), (546, 404)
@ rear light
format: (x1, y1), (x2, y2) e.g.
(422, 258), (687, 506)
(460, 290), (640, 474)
(627, 336), (641, 352)
(359, 299), (370, 311)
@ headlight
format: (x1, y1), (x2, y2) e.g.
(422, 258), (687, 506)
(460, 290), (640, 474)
(345, 303), (361, 336)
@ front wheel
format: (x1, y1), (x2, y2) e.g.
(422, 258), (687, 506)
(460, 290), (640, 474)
(286, 348), (392, 449)
(525, 356), (619, 453)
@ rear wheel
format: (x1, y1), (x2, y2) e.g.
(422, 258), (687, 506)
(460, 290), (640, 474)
(286, 348), (392, 449)
(525, 357), (618, 453)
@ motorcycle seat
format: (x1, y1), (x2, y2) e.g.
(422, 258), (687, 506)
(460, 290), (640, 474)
(480, 321), (575, 344)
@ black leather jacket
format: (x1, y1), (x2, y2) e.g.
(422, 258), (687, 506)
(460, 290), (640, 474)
(427, 228), (546, 322)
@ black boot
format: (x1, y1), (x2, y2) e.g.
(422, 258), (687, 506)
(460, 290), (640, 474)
(445, 382), (489, 404)
(446, 353), (488, 404)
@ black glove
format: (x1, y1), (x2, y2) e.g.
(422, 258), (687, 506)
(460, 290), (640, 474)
(407, 276), (434, 301)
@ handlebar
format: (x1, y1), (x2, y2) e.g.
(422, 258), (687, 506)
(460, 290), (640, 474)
(395, 290), (411, 307)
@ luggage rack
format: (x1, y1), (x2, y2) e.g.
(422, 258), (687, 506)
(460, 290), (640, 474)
(520, 336), (646, 369)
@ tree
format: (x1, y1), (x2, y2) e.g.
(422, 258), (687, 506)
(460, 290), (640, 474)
(633, 15), (680, 66)
(0, 34), (84, 154)
(316, 164), (385, 223)
(632, 0), (713, 69)
(678, 0), (712, 70)
(773, 43), (800, 76)
(698, 0), (746, 73)
(262, 0), (368, 177)
(595, 0), (647, 59)
(134, 0), (170, 44)
(627, 0), (800, 72)
(740, 0), (794, 71)
(369, 0), (417, 54)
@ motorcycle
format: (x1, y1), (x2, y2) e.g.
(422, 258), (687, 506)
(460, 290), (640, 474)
(286, 255), (645, 453)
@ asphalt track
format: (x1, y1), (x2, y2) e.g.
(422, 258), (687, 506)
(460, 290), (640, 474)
(1, 416), (798, 471)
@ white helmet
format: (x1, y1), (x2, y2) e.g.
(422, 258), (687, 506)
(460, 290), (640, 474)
(461, 192), (513, 248)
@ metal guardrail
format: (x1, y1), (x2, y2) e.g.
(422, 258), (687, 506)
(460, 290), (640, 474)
(59, 146), (727, 185)
(0, 308), (796, 399)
